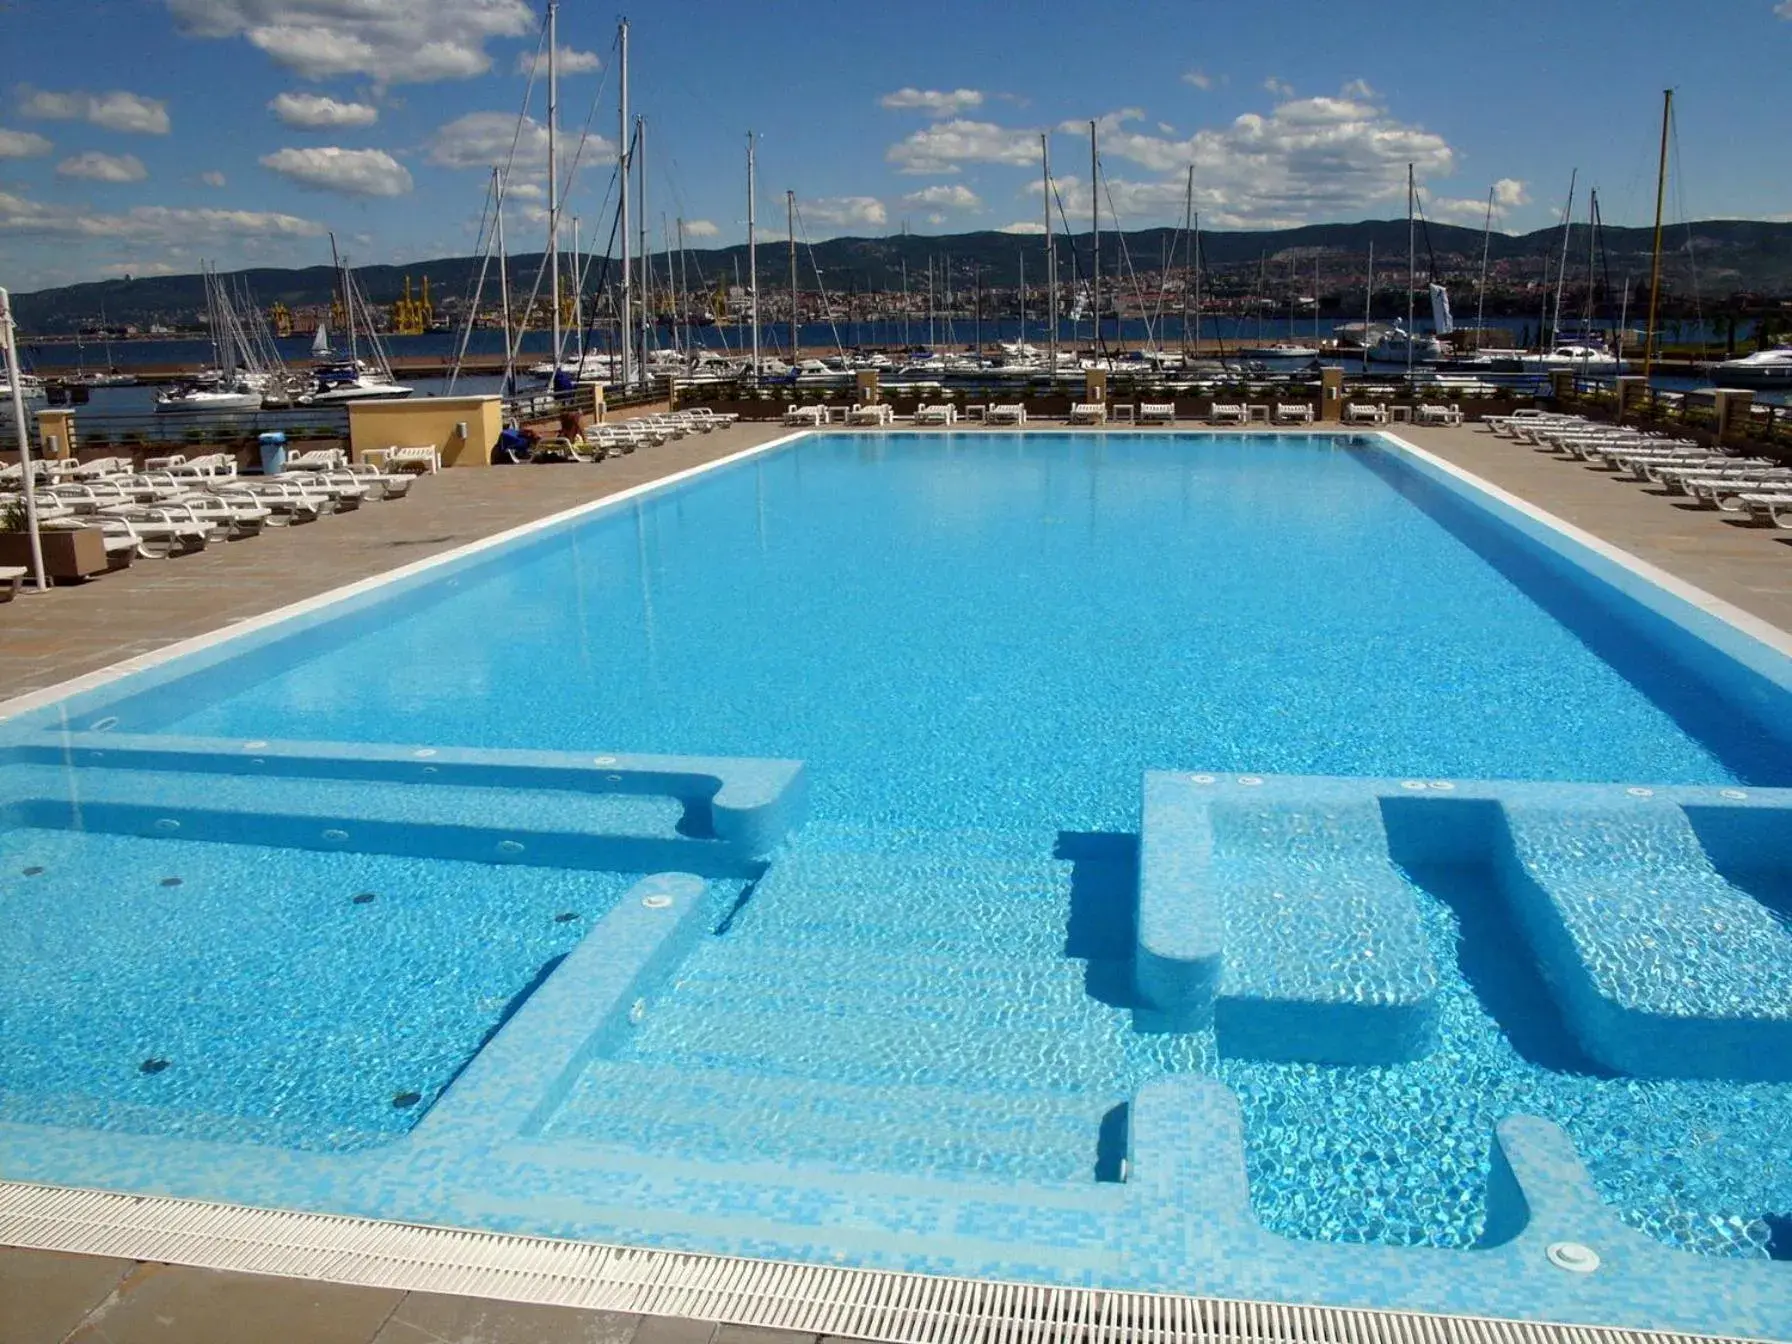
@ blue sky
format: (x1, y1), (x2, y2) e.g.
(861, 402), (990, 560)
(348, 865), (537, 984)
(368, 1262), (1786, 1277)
(2, 0), (1789, 291)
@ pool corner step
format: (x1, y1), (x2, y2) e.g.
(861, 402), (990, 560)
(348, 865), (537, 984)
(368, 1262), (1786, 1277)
(1136, 772), (1440, 1065)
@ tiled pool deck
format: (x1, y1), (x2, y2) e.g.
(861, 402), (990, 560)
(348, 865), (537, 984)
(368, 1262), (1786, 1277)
(3, 419), (1789, 1343)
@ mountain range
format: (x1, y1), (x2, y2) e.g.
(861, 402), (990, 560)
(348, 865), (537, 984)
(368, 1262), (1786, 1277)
(13, 218), (1792, 333)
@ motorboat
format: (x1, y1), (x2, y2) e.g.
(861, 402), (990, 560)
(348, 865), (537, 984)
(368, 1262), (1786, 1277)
(155, 378), (263, 413)
(0, 368), (46, 402)
(1706, 346), (1792, 388)
(1365, 322), (1444, 365)
(300, 359), (413, 404)
(1519, 343), (1622, 372)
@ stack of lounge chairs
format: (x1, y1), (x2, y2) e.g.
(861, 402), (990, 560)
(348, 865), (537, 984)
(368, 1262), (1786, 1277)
(988, 404), (1027, 426)
(915, 404), (959, 426)
(1139, 403), (1176, 425)
(1273, 403), (1316, 425)
(1416, 403), (1464, 426)
(1344, 403), (1387, 425)
(1208, 404), (1247, 425)
(849, 403), (895, 426)
(783, 404), (826, 427)
(1068, 403), (1107, 425)
(0, 447), (423, 574)
(1483, 412), (1792, 529)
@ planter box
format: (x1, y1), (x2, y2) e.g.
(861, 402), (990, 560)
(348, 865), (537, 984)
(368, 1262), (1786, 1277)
(0, 527), (109, 582)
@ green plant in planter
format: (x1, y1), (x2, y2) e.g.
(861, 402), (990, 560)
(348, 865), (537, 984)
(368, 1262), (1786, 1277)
(0, 496), (29, 532)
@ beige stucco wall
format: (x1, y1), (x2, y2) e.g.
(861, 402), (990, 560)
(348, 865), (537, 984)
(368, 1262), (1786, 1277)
(347, 395), (504, 467)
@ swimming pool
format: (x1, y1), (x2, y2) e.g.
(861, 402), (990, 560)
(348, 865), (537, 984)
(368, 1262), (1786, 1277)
(2, 431), (1789, 1337)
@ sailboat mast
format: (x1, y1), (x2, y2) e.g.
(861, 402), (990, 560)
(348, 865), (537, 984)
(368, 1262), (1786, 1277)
(1643, 88), (1673, 383)
(546, 0), (560, 371)
(496, 171), (514, 392)
(1042, 133), (1056, 377)
(1475, 185), (1493, 344)
(787, 190), (798, 364)
(1018, 250), (1025, 347)
(1181, 165), (1193, 358)
(1552, 168), (1578, 346)
(747, 131), (759, 381)
(617, 18), (631, 388)
(900, 258), (909, 348)
(1089, 120), (1100, 357)
(1406, 163), (1415, 378)
(1364, 239), (1374, 373)
(1192, 210), (1201, 356)
(637, 116), (648, 371)
(571, 215), (583, 358)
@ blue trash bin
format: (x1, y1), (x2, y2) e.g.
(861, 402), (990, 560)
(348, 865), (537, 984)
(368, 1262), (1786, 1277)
(258, 431), (287, 476)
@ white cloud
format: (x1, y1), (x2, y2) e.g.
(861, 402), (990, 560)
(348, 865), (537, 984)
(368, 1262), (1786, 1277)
(428, 110), (612, 173)
(1492, 177), (1529, 208)
(200, 170), (227, 187)
(57, 151), (149, 183)
(901, 183), (981, 210)
(1341, 79), (1376, 99)
(168, 0), (535, 83)
(803, 196), (887, 228)
(879, 87), (984, 116)
(20, 87), (170, 134)
(1263, 77), (1295, 98)
(925, 212), (946, 226)
(684, 218), (719, 238)
(1047, 92), (1456, 229)
(999, 220), (1047, 234)
(516, 46), (601, 76)
(0, 188), (323, 242)
(0, 128), (53, 157)
(505, 180), (544, 200)
(269, 91), (378, 128)
(1182, 70), (1213, 90)
(260, 146), (412, 196)
(1430, 178), (1531, 227)
(886, 118), (1038, 174)
(1778, 1), (1791, 17)
(99, 261), (180, 277)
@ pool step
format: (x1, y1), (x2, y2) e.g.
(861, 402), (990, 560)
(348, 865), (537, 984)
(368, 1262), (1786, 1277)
(1137, 774), (1440, 1063)
(1495, 799), (1792, 1081)
(541, 1060), (1113, 1184)
(0, 761), (756, 877)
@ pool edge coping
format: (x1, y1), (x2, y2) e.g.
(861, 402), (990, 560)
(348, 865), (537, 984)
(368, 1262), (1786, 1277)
(0, 1180), (1767, 1344)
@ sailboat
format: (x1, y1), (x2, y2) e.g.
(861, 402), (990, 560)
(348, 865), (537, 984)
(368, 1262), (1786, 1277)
(299, 240), (413, 404)
(156, 263), (264, 412)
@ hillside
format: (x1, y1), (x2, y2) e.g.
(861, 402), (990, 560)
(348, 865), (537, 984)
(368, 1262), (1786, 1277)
(13, 218), (1792, 333)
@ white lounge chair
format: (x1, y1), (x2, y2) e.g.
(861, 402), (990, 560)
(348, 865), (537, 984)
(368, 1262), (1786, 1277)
(98, 511), (210, 558)
(283, 447), (346, 473)
(385, 445), (441, 474)
(988, 403), (1028, 426)
(685, 407), (738, 429)
(1208, 403), (1247, 425)
(0, 564), (24, 600)
(783, 404), (826, 427)
(1273, 403), (1315, 425)
(915, 403), (958, 426)
(216, 481), (324, 525)
(1344, 402), (1386, 425)
(1139, 402), (1176, 424)
(72, 456), (132, 480)
(1738, 492), (1792, 528)
(848, 403), (895, 426)
(1069, 402), (1107, 425)
(1414, 403), (1464, 426)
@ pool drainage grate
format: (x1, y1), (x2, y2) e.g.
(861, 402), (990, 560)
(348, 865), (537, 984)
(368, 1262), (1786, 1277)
(0, 1181), (1764, 1344)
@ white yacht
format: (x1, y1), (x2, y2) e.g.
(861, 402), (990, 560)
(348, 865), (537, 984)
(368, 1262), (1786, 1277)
(1365, 323), (1444, 365)
(302, 359), (413, 404)
(1707, 346), (1792, 388)
(1519, 343), (1623, 373)
(0, 367), (46, 402)
(1235, 342), (1319, 360)
(155, 379), (263, 413)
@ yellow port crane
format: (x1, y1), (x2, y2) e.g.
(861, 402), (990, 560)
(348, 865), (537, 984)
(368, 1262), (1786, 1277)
(391, 275), (434, 336)
(268, 301), (293, 337)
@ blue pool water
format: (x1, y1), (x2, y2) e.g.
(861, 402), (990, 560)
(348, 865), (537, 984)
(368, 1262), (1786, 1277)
(5, 432), (1791, 1312)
